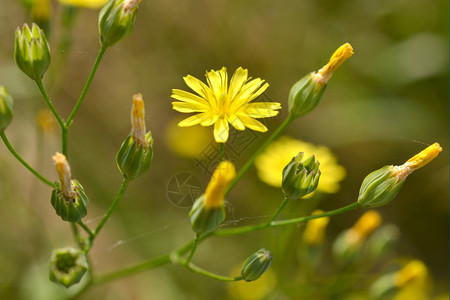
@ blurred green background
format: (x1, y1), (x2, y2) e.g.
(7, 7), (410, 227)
(0, 0), (448, 299)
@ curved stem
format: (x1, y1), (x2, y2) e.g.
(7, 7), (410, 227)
(71, 222), (84, 249)
(35, 79), (65, 129)
(0, 131), (55, 187)
(225, 115), (294, 196)
(77, 220), (94, 238)
(65, 46), (107, 127)
(267, 197), (289, 224)
(184, 261), (242, 282)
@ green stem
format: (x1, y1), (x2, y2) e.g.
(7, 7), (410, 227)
(183, 260), (242, 282)
(185, 234), (199, 264)
(267, 197), (289, 224)
(65, 46), (107, 127)
(71, 222), (84, 249)
(89, 179), (130, 246)
(219, 143), (224, 162)
(214, 202), (360, 236)
(35, 79), (65, 129)
(226, 115), (294, 196)
(0, 131), (55, 187)
(77, 220), (94, 237)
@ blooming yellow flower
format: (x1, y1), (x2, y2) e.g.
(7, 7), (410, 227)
(255, 136), (346, 193)
(57, 0), (109, 9)
(171, 67), (281, 143)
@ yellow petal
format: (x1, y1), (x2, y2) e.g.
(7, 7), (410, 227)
(227, 114), (246, 131)
(171, 89), (209, 107)
(228, 67), (248, 101)
(172, 101), (208, 113)
(238, 115), (268, 132)
(206, 67), (228, 98)
(242, 102), (281, 118)
(178, 114), (204, 127)
(214, 117), (229, 143)
(183, 75), (212, 99)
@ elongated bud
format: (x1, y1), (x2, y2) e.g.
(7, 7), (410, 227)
(98, 0), (141, 48)
(189, 161), (235, 234)
(116, 94), (153, 180)
(358, 143), (442, 208)
(282, 152), (321, 200)
(14, 23), (51, 80)
(0, 87), (13, 131)
(241, 248), (273, 282)
(288, 43), (353, 118)
(51, 153), (88, 222)
(332, 210), (382, 263)
(49, 248), (88, 288)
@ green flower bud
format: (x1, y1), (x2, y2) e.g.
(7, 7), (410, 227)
(51, 153), (88, 222)
(49, 248), (88, 288)
(98, 0), (141, 48)
(51, 180), (88, 222)
(116, 94), (153, 180)
(189, 195), (226, 234)
(14, 23), (51, 80)
(282, 152), (321, 200)
(241, 248), (273, 282)
(358, 143), (442, 208)
(357, 166), (404, 208)
(0, 86), (14, 131)
(288, 43), (353, 118)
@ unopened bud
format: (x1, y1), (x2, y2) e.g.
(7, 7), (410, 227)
(189, 161), (235, 234)
(51, 153), (88, 222)
(288, 43), (353, 118)
(241, 248), (273, 282)
(49, 248), (88, 288)
(116, 94), (153, 180)
(358, 143), (442, 208)
(282, 152), (321, 200)
(0, 86), (13, 131)
(14, 23), (51, 80)
(98, 0), (141, 48)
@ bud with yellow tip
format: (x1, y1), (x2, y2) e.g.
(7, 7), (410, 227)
(358, 143), (442, 208)
(189, 161), (236, 234)
(288, 43), (353, 118)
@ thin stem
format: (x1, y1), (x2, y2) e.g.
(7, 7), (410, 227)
(77, 220), (94, 237)
(71, 222), (84, 249)
(93, 179), (130, 238)
(215, 202), (360, 236)
(35, 79), (65, 129)
(226, 115), (294, 196)
(184, 261), (242, 282)
(185, 234), (199, 264)
(0, 132), (55, 187)
(271, 202), (360, 227)
(267, 197), (289, 224)
(219, 143), (224, 162)
(65, 46), (107, 126)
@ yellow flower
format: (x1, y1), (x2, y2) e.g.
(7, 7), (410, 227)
(302, 210), (330, 245)
(347, 210), (382, 246)
(171, 67), (281, 143)
(315, 42), (354, 83)
(255, 136), (346, 193)
(57, 0), (109, 9)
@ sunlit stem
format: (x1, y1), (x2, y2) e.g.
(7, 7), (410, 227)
(185, 234), (199, 264)
(35, 79), (65, 129)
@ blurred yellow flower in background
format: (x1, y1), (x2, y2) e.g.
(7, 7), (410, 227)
(57, 0), (108, 9)
(228, 265), (276, 300)
(171, 67), (281, 143)
(255, 136), (346, 193)
(165, 118), (212, 157)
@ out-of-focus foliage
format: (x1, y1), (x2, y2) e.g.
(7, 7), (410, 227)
(0, 0), (447, 299)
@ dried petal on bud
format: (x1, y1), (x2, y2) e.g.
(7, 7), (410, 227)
(116, 94), (153, 180)
(205, 161), (236, 209)
(14, 23), (51, 80)
(393, 142), (442, 180)
(282, 152), (321, 200)
(98, 0), (141, 48)
(394, 260), (428, 287)
(0, 86), (14, 131)
(49, 248), (88, 288)
(51, 153), (88, 222)
(241, 248), (273, 282)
